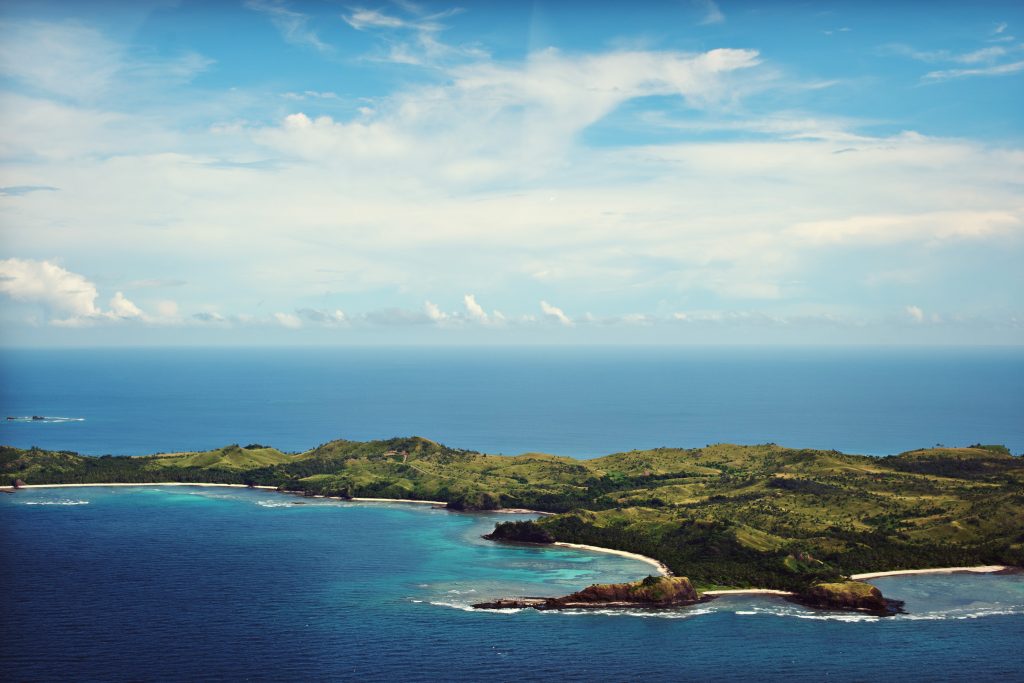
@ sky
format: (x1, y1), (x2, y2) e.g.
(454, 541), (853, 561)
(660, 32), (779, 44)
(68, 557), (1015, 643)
(0, 0), (1021, 346)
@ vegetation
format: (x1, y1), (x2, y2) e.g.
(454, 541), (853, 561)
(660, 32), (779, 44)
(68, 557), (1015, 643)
(4, 438), (1022, 590)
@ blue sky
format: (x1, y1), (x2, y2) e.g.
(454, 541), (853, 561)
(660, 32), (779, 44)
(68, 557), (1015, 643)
(0, 0), (1021, 345)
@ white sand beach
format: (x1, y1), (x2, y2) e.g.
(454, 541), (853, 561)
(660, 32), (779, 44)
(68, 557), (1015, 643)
(850, 565), (1010, 580)
(702, 588), (795, 596)
(552, 542), (672, 576)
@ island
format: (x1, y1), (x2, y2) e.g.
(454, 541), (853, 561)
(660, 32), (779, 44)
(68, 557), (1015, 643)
(3, 437), (1021, 612)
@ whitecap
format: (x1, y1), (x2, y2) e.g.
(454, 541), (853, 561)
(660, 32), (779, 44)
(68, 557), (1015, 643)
(24, 499), (89, 506)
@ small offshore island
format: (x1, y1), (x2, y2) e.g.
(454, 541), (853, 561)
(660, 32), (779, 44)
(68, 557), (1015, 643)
(3, 437), (1022, 616)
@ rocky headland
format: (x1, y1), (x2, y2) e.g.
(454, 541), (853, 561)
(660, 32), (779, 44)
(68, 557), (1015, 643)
(472, 575), (702, 611)
(789, 580), (904, 616)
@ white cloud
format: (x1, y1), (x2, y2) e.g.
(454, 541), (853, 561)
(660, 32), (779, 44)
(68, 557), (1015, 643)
(0, 258), (100, 319)
(156, 300), (180, 318)
(109, 291), (143, 319)
(463, 294), (487, 322)
(540, 300), (573, 326)
(696, 0), (725, 26)
(274, 311), (302, 328)
(788, 210), (1022, 246)
(0, 19), (211, 101)
(924, 60), (1024, 81)
(344, 9), (412, 31)
(342, 4), (481, 66)
(245, 0), (330, 52)
(0, 258), (145, 325)
(296, 308), (347, 325)
(282, 90), (340, 101)
(0, 20), (122, 99)
(906, 305), (925, 323)
(424, 300), (447, 322)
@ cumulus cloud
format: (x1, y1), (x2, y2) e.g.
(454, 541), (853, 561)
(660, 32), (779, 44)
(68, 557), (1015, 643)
(274, 311), (302, 328)
(540, 300), (573, 326)
(424, 300), (448, 322)
(905, 305), (925, 323)
(296, 308), (347, 325)
(0, 258), (145, 325)
(109, 291), (143, 319)
(0, 258), (100, 319)
(463, 294), (488, 323)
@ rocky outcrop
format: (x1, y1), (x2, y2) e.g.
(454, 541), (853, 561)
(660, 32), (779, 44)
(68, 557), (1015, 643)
(473, 576), (700, 610)
(792, 581), (904, 616)
(483, 520), (554, 544)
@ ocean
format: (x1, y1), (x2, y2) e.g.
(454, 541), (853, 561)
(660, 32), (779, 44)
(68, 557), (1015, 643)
(1, 346), (1022, 457)
(1, 485), (1022, 682)
(1, 346), (1023, 681)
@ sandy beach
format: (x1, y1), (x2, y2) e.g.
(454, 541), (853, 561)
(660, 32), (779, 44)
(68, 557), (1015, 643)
(702, 588), (795, 596)
(552, 542), (672, 577)
(850, 566), (1010, 580)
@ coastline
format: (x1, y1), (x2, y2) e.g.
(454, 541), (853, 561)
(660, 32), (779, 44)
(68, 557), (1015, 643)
(702, 588), (795, 596)
(0, 483), (280, 490)
(850, 566), (1010, 580)
(4, 482), (670, 575)
(1, 484), (556, 516)
(552, 542), (672, 577)
(6, 483), (1015, 588)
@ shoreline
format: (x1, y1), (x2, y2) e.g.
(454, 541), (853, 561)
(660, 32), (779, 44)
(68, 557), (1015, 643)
(0, 483), (557, 516)
(850, 566), (1010, 580)
(1, 482), (280, 490)
(551, 542), (672, 577)
(6, 483), (1015, 588)
(702, 588), (795, 596)
(4, 482), (669, 575)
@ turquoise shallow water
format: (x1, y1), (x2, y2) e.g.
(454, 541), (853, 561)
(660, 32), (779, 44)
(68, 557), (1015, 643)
(2, 486), (1023, 682)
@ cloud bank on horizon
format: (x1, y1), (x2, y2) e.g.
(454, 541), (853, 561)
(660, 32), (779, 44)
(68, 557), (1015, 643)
(0, 0), (1021, 345)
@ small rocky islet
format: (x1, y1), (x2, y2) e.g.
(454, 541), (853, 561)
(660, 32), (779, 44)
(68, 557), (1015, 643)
(472, 576), (904, 616)
(472, 576), (703, 611)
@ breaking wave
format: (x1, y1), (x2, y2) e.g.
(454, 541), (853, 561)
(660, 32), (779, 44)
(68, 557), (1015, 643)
(24, 499), (89, 506)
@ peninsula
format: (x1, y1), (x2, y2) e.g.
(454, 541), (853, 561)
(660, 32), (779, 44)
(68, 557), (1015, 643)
(3, 437), (1021, 600)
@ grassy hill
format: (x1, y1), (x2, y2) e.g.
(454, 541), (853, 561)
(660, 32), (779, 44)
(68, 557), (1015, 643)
(3, 438), (1022, 590)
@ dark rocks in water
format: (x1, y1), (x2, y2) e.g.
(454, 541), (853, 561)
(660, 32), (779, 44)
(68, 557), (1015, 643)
(791, 581), (904, 616)
(472, 598), (548, 609)
(483, 520), (554, 544)
(31, 416), (46, 421)
(473, 576), (701, 611)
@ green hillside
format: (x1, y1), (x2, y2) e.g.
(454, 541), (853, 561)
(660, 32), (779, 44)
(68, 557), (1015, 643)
(3, 438), (1022, 590)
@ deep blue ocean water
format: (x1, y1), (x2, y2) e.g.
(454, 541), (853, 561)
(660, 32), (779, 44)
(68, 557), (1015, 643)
(2, 347), (1023, 681)
(1, 486), (1023, 682)
(1, 346), (1022, 457)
